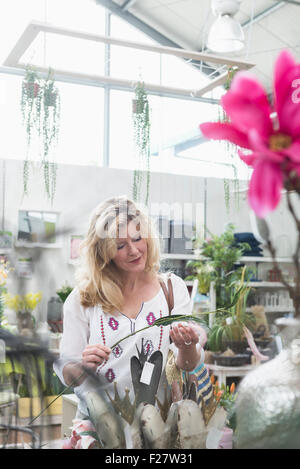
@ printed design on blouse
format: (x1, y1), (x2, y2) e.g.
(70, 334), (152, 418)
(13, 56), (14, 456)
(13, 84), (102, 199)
(105, 368), (116, 383)
(146, 312), (156, 326)
(100, 315), (106, 345)
(158, 310), (163, 351)
(143, 339), (154, 357)
(108, 317), (119, 331)
(112, 344), (123, 358)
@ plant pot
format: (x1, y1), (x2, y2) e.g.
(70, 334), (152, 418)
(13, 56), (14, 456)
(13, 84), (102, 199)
(212, 353), (250, 367)
(24, 82), (40, 98)
(17, 312), (34, 333)
(47, 319), (63, 333)
(17, 395), (62, 419)
(223, 340), (249, 354)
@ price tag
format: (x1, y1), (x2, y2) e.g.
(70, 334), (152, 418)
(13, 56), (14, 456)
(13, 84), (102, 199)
(140, 362), (154, 385)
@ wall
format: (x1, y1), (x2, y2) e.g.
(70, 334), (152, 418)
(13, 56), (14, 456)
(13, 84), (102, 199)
(1, 158), (298, 323)
(1, 158), (206, 321)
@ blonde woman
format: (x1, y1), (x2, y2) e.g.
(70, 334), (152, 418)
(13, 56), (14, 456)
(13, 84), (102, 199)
(54, 196), (204, 418)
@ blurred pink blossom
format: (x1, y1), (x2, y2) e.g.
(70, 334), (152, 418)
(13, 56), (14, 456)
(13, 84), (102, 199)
(62, 419), (98, 449)
(200, 50), (300, 218)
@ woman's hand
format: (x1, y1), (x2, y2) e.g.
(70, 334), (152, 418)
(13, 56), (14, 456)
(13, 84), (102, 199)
(82, 344), (111, 371)
(170, 323), (199, 350)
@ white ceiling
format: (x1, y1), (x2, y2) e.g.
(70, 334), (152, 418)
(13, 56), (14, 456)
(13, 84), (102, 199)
(98, 0), (300, 93)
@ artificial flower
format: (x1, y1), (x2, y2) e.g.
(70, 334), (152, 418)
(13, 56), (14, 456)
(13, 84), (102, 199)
(200, 50), (300, 217)
(62, 419), (99, 449)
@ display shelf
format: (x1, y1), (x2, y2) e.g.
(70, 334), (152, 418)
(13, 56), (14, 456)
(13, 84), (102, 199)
(246, 307), (294, 313)
(15, 241), (62, 249)
(240, 256), (293, 263)
(248, 281), (294, 288)
(161, 253), (198, 260)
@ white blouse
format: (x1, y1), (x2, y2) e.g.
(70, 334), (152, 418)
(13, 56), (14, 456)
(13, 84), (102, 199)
(54, 273), (203, 415)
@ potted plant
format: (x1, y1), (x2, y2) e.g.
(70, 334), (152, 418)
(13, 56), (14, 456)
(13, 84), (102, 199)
(207, 266), (256, 354)
(191, 223), (251, 310)
(40, 69), (61, 203)
(20, 66), (61, 203)
(3, 292), (42, 336)
(185, 260), (213, 295)
(56, 283), (73, 304)
(132, 81), (151, 206)
(20, 65), (42, 196)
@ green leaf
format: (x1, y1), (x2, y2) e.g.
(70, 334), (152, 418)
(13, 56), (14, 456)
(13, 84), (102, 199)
(79, 431), (101, 443)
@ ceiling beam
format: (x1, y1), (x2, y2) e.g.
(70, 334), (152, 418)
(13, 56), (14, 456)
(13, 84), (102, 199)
(242, 1), (286, 28)
(121, 0), (138, 11)
(95, 0), (182, 48)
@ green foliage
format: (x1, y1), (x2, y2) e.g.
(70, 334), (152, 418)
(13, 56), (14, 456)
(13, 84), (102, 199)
(132, 81), (151, 206)
(192, 223), (251, 310)
(185, 261), (213, 294)
(56, 283), (73, 303)
(206, 266), (256, 351)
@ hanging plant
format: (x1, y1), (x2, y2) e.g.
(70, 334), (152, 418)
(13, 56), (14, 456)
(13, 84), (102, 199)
(217, 87), (240, 213)
(40, 69), (61, 203)
(20, 65), (42, 196)
(20, 67), (61, 203)
(132, 81), (151, 206)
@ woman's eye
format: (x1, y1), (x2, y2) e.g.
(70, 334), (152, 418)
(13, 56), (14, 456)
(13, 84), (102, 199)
(133, 236), (142, 242)
(117, 244), (125, 250)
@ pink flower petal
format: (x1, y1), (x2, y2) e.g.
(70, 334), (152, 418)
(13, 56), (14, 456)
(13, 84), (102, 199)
(222, 74), (273, 138)
(238, 150), (258, 167)
(62, 438), (74, 449)
(282, 140), (300, 163)
(199, 122), (249, 148)
(273, 50), (300, 138)
(248, 159), (283, 217)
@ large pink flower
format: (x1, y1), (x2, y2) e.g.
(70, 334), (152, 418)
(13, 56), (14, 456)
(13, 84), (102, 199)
(200, 50), (300, 217)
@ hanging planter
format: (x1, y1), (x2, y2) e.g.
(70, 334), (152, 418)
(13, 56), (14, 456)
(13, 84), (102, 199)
(20, 66), (61, 203)
(20, 66), (42, 196)
(40, 69), (61, 203)
(132, 81), (151, 206)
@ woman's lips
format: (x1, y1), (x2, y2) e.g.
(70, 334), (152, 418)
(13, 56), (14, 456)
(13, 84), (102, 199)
(129, 256), (142, 263)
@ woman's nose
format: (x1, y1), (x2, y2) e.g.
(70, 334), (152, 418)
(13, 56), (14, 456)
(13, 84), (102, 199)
(128, 241), (139, 255)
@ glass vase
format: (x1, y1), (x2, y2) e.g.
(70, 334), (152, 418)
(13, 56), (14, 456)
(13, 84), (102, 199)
(233, 318), (300, 449)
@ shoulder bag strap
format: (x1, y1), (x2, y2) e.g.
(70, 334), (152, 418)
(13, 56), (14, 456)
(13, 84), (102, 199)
(160, 274), (174, 316)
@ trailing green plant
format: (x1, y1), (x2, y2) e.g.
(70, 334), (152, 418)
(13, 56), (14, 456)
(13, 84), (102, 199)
(40, 69), (60, 203)
(132, 81), (151, 206)
(20, 65), (42, 196)
(217, 97), (241, 213)
(20, 66), (60, 203)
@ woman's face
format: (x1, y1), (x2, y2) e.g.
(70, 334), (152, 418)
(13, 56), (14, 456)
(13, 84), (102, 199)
(112, 221), (148, 274)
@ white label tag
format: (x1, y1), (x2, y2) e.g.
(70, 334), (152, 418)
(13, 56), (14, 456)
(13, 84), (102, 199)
(140, 362), (154, 385)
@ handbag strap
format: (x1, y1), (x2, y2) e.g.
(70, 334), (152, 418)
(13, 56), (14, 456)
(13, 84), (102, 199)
(160, 274), (174, 316)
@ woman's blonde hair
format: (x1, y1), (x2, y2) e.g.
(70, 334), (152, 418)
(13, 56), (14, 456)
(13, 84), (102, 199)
(76, 196), (161, 314)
